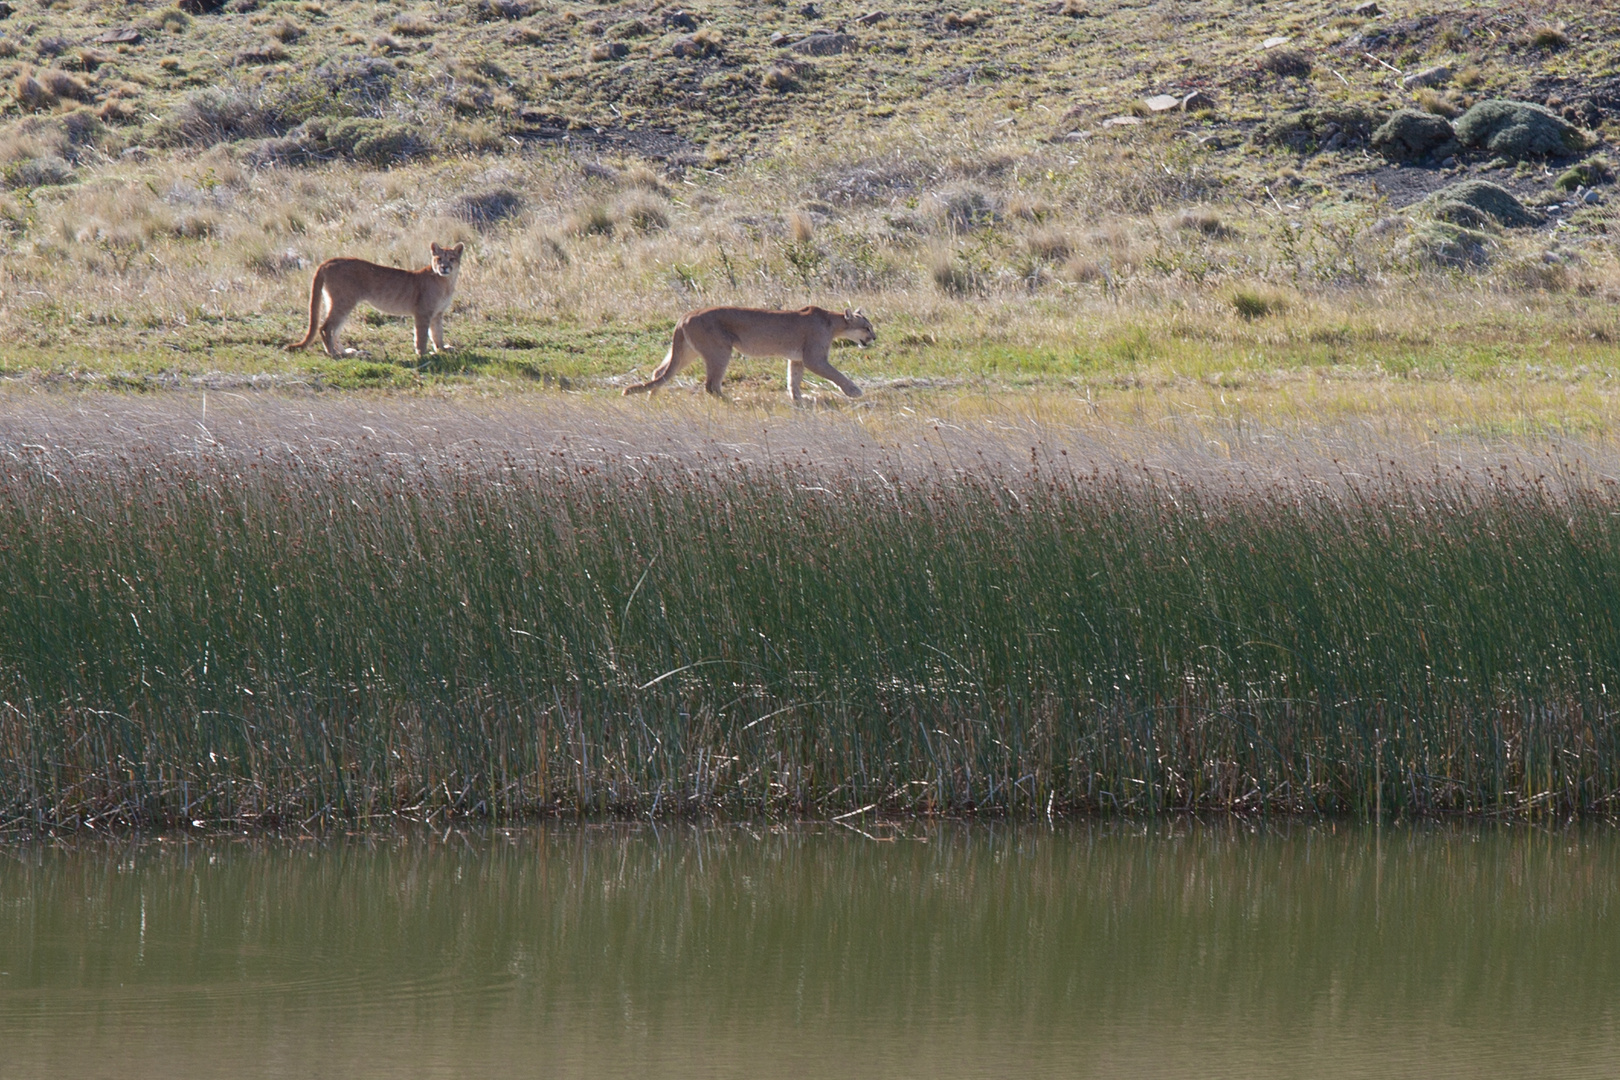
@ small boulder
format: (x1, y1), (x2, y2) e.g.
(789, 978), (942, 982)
(1422, 180), (1542, 229)
(1401, 64), (1451, 90)
(1453, 100), (1588, 159)
(798, 2), (819, 16)
(670, 32), (721, 58)
(1351, 1), (1380, 14)
(96, 26), (142, 44)
(855, 10), (887, 25)
(1180, 89), (1217, 111)
(1370, 108), (1456, 163)
(663, 9), (698, 30)
(1144, 94), (1181, 113)
(789, 32), (851, 55)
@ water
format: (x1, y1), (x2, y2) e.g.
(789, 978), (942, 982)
(1, 822), (1616, 1079)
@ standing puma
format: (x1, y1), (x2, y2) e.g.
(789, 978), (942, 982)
(286, 242), (464, 358)
(622, 305), (876, 400)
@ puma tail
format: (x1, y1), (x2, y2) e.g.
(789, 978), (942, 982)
(285, 264), (328, 351)
(622, 324), (685, 395)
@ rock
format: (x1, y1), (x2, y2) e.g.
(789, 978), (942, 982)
(1061, 130), (1091, 142)
(1422, 180), (1542, 228)
(96, 27), (142, 44)
(1440, 156), (1458, 168)
(855, 10), (887, 25)
(670, 33), (720, 58)
(1370, 108), (1457, 163)
(0, 3), (13, 18)
(789, 32), (851, 55)
(1453, 100), (1589, 159)
(798, 2), (820, 16)
(1585, 189), (1604, 205)
(1181, 90), (1217, 111)
(120, 146), (152, 162)
(1401, 64), (1452, 90)
(769, 30), (790, 45)
(589, 41), (629, 61)
(1352, 1), (1380, 15)
(663, 9), (698, 30)
(1144, 94), (1181, 113)
(1102, 116), (1142, 127)
(1262, 35), (1291, 49)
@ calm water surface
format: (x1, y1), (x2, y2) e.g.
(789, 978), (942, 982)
(1, 822), (1616, 1079)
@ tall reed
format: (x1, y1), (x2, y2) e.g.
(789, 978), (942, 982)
(3, 406), (1620, 826)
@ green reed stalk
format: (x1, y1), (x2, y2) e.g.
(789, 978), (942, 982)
(1, 443), (1619, 826)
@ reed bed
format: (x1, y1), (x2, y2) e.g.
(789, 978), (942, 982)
(2, 396), (1619, 827)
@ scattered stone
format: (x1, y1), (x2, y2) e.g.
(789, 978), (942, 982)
(789, 32), (851, 55)
(855, 10), (887, 25)
(1144, 94), (1181, 113)
(120, 146), (152, 162)
(798, 2), (819, 16)
(1181, 89), (1217, 111)
(1401, 64), (1452, 90)
(177, 0), (226, 13)
(1440, 155), (1458, 168)
(670, 32), (720, 58)
(1102, 116), (1142, 127)
(1585, 189), (1604, 205)
(1262, 35), (1291, 49)
(1351, 1), (1380, 15)
(1061, 130), (1091, 142)
(1422, 180), (1542, 229)
(663, 9), (698, 30)
(96, 27), (142, 45)
(1370, 108), (1457, 163)
(1259, 47), (1311, 78)
(1453, 100), (1589, 160)
(0, 3), (13, 18)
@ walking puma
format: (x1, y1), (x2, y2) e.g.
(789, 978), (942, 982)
(622, 305), (875, 399)
(286, 242), (464, 359)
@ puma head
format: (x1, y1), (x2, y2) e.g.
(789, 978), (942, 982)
(430, 242), (465, 276)
(842, 307), (876, 347)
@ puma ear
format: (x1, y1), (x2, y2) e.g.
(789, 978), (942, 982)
(431, 242), (443, 255)
(843, 307), (853, 319)
(452, 243), (464, 255)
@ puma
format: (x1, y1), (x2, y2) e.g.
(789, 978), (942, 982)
(286, 242), (464, 358)
(622, 305), (875, 400)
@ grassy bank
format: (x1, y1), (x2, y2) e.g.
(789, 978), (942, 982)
(2, 396), (1619, 828)
(0, 2), (1612, 394)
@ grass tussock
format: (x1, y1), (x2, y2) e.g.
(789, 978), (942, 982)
(6, 400), (1620, 829)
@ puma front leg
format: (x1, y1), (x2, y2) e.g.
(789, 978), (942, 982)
(804, 350), (863, 397)
(414, 314), (433, 356)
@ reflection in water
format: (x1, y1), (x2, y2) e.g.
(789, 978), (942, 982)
(0, 823), (1616, 1079)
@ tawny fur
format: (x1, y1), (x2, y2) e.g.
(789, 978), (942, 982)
(622, 306), (875, 399)
(287, 242), (464, 358)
